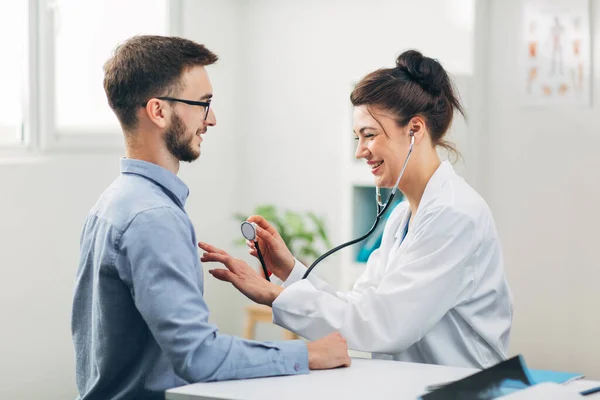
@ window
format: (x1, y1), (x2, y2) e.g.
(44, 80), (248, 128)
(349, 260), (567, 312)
(1, 0), (180, 151)
(53, 0), (169, 138)
(0, 1), (28, 146)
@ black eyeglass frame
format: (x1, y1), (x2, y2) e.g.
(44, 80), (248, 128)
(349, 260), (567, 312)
(144, 96), (211, 120)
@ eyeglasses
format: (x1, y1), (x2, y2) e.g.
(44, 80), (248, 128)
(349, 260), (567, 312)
(146, 96), (211, 120)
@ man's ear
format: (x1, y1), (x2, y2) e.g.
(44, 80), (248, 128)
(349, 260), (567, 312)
(143, 99), (170, 129)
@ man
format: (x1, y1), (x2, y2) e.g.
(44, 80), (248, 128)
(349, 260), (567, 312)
(71, 35), (350, 400)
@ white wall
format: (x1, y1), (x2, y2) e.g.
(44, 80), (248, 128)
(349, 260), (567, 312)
(0, 155), (119, 399)
(475, 0), (600, 378)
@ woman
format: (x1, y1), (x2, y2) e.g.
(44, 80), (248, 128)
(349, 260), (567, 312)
(199, 50), (513, 369)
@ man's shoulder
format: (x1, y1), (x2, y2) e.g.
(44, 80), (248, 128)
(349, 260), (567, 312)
(90, 175), (184, 232)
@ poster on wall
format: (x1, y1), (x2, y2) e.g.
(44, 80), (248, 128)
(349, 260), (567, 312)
(521, 0), (591, 106)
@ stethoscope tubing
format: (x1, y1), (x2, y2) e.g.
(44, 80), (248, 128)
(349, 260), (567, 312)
(301, 134), (415, 280)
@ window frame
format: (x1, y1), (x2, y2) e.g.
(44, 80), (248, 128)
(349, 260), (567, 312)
(0, 0), (35, 152)
(1, 0), (183, 154)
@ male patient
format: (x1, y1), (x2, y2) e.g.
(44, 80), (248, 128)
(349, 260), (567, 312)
(71, 35), (350, 400)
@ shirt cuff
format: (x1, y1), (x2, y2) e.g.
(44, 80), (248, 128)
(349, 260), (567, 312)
(281, 259), (309, 289)
(275, 339), (309, 374)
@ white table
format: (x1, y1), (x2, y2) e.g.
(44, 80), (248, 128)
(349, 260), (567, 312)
(165, 358), (600, 400)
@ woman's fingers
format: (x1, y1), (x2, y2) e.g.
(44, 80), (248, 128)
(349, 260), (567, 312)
(198, 241), (227, 255)
(200, 252), (237, 272)
(245, 240), (258, 258)
(199, 242), (255, 276)
(247, 215), (279, 236)
(209, 268), (237, 283)
(254, 226), (278, 248)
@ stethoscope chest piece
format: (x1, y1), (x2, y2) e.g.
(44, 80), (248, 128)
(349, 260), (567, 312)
(241, 221), (257, 241)
(240, 221), (270, 282)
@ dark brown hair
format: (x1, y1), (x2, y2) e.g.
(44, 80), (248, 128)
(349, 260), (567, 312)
(350, 50), (465, 158)
(103, 35), (218, 131)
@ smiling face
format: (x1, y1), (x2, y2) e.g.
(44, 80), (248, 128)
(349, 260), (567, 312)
(164, 65), (216, 162)
(353, 105), (413, 188)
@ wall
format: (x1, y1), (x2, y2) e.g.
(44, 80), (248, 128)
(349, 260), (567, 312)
(475, 0), (600, 378)
(0, 155), (119, 398)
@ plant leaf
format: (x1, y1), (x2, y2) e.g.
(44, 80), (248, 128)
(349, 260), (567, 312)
(299, 246), (320, 260)
(232, 238), (246, 246)
(233, 204), (332, 258)
(307, 212), (332, 248)
(294, 231), (314, 242)
(284, 210), (305, 234)
(256, 205), (277, 219)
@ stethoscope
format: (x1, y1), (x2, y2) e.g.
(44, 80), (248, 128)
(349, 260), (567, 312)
(240, 221), (270, 281)
(241, 130), (415, 281)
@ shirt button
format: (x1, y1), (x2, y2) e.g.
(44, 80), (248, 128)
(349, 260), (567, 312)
(294, 362), (300, 371)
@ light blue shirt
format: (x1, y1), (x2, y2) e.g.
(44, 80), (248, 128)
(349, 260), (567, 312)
(72, 158), (308, 400)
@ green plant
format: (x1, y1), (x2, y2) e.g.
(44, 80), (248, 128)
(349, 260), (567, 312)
(233, 204), (332, 263)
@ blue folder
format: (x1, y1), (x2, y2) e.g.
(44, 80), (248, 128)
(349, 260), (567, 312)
(527, 368), (584, 385)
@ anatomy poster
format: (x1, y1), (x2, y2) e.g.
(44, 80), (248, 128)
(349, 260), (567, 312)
(521, 0), (591, 106)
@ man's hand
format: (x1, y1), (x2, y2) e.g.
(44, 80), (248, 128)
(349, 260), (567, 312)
(245, 215), (296, 281)
(307, 332), (352, 370)
(199, 241), (283, 306)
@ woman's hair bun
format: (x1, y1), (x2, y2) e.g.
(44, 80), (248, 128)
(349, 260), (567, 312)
(396, 50), (444, 96)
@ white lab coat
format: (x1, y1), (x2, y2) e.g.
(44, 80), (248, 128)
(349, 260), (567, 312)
(272, 161), (513, 369)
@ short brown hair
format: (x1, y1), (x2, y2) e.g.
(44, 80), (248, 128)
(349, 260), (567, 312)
(103, 35), (218, 131)
(351, 50), (465, 159)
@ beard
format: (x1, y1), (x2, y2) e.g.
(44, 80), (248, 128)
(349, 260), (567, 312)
(164, 112), (200, 163)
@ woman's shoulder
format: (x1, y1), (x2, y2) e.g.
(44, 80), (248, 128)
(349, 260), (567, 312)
(424, 169), (492, 219)
(417, 176), (497, 242)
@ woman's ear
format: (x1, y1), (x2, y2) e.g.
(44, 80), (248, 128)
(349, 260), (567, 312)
(408, 116), (426, 144)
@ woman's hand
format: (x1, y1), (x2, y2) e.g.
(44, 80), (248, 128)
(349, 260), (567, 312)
(199, 241), (283, 306)
(245, 215), (295, 281)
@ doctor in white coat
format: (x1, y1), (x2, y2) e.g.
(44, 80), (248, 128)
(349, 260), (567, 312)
(199, 50), (513, 369)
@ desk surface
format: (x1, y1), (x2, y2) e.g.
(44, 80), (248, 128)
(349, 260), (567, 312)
(165, 358), (600, 400)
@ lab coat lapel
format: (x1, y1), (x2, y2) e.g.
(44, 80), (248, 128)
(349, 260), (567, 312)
(387, 162), (455, 274)
(394, 209), (411, 241)
(411, 161), (454, 224)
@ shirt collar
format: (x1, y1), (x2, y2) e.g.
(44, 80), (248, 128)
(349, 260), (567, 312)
(120, 158), (190, 207)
